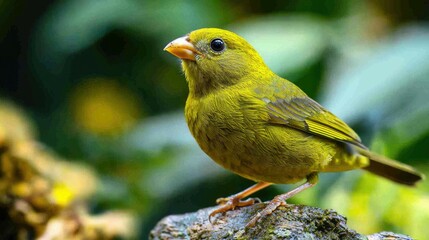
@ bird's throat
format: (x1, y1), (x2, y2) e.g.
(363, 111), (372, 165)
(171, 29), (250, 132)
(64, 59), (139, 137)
(182, 60), (232, 98)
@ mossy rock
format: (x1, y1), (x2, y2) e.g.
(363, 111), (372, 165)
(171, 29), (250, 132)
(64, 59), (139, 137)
(150, 203), (412, 240)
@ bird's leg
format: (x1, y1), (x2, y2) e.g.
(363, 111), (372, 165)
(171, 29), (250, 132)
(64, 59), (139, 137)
(209, 182), (272, 222)
(246, 173), (319, 228)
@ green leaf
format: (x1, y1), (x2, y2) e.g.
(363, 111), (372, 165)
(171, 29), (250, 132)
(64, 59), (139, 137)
(322, 25), (429, 123)
(122, 112), (225, 198)
(321, 25), (429, 154)
(229, 14), (330, 75)
(34, 0), (229, 60)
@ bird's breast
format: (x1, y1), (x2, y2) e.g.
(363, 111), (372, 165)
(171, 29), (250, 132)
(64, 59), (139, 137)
(185, 93), (257, 152)
(184, 91), (309, 183)
(186, 92), (264, 168)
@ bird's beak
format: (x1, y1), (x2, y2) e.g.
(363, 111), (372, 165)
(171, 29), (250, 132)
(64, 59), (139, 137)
(164, 36), (198, 61)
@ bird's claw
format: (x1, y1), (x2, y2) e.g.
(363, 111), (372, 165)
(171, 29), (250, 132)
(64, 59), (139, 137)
(215, 196), (261, 205)
(215, 197), (230, 205)
(209, 196), (260, 223)
(246, 197), (287, 228)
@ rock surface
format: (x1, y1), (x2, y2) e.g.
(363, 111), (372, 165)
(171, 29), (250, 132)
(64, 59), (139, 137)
(150, 203), (413, 240)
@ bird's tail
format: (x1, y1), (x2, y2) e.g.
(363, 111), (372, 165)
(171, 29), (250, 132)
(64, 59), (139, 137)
(357, 148), (424, 186)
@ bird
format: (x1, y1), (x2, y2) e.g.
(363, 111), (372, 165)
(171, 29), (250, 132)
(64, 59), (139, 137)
(163, 28), (424, 227)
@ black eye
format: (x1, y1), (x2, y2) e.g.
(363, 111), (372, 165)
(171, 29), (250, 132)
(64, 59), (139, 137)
(210, 38), (225, 52)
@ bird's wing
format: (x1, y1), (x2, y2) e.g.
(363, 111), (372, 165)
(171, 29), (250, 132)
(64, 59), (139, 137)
(264, 95), (366, 149)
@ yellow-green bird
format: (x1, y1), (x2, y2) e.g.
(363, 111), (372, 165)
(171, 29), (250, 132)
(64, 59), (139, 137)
(164, 28), (424, 227)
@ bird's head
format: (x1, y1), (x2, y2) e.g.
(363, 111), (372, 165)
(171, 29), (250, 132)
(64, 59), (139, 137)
(164, 28), (271, 97)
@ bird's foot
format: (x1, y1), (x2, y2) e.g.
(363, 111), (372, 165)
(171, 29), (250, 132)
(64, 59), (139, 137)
(246, 196), (287, 228)
(209, 196), (261, 223)
(245, 174), (318, 228)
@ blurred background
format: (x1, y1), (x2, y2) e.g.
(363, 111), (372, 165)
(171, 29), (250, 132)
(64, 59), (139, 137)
(1, 0), (429, 239)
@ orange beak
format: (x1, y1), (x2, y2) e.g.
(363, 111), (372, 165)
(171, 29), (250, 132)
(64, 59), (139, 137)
(164, 36), (198, 61)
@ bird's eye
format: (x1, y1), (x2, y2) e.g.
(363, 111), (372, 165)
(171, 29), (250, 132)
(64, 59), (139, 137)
(210, 38), (225, 52)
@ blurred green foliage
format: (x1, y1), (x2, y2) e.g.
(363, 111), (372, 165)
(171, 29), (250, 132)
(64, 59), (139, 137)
(1, 0), (429, 238)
